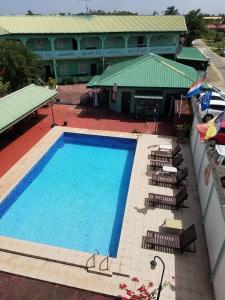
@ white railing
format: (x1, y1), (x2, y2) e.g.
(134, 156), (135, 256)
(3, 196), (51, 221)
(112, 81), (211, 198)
(35, 46), (177, 60)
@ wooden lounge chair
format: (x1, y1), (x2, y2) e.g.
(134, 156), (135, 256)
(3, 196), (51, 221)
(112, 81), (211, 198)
(149, 144), (181, 160)
(145, 186), (188, 209)
(149, 167), (188, 188)
(142, 224), (197, 253)
(147, 154), (184, 171)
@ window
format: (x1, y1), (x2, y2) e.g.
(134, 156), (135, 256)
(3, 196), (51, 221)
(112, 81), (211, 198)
(59, 64), (69, 75)
(56, 39), (69, 49)
(34, 39), (44, 49)
(85, 39), (96, 49)
(78, 64), (86, 74)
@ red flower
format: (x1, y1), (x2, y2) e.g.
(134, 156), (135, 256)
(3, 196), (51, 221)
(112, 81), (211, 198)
(148, 282), (154, 288)
(132, 276), (139, 283)
(126, 289), (133, 296)
(121, 297), (129, 300)
(119, 283), (127, 290)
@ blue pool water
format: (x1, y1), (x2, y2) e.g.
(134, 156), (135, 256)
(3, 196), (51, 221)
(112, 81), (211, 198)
(0, 133), (136, 257)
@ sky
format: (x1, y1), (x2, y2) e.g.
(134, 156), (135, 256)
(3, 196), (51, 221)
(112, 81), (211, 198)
(0, 0), (225, 16)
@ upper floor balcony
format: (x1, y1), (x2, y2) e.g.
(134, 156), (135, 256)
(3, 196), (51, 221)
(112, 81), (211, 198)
(35, 46), (177, 60)
(19, 33), (179, 60)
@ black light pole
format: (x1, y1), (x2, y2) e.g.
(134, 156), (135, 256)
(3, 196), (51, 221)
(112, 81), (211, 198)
(150, 256), (165, 300)
(50, 100), (56, 127)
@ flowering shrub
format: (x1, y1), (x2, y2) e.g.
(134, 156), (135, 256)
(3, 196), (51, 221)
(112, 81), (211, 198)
(119, 276), (175, 300)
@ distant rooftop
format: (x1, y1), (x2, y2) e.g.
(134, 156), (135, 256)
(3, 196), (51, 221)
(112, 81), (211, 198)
(0, 15), (187, 35)
(203, 16), (222, 20)
(176, 47), (208, 62)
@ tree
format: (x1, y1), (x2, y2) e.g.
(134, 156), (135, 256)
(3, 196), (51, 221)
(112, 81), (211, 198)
(164, 6), (179, 15)
(26, 10), (34, 15)
(0, 41), (45, 92)
(0, 80), (10, 97)
(185, 9), (206, 46)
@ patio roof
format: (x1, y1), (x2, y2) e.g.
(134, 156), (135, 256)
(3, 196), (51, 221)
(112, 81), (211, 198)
(176, 47), (208, 62)
(88, 53), (199, 89)
(0, 84), (57, 134)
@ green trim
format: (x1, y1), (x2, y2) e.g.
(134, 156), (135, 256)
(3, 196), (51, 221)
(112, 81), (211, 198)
(211, 239), (225, 280)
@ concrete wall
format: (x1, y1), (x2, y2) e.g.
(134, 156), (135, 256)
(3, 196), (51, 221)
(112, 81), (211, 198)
(190, 113), (225, 300)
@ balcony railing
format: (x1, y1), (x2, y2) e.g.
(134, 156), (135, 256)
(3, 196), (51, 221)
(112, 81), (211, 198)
(36, 46), (177, 60)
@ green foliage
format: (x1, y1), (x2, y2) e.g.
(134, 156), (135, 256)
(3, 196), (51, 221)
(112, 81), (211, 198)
(164, 6), (179, 16)
(0, 79), (10, 97)
(213, 32), (224, 43)
(47, 77), (57, 89)
(176, 123), (191, 142)
(87, 9), (137, 15)
(0, 40), (45, 92)
(185, 9), (206, 46)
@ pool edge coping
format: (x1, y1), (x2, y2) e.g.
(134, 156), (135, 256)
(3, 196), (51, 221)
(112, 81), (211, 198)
(0, 126), (142, 277)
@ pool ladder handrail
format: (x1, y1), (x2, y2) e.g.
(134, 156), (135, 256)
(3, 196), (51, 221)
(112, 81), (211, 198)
(86, 249), (99, 270)
(99, 252), (110, 271)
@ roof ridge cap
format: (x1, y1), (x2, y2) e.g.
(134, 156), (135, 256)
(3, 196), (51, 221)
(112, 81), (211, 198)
(99, 54), (154, 85)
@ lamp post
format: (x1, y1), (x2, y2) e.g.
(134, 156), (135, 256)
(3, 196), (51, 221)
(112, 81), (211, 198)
(150, 256), (165, 300)
(50, 100), (56, 127)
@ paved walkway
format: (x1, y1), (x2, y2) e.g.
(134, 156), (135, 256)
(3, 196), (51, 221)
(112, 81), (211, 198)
(0, 129), (214, 300)
(193, 39), (225, 90)
(0, 104), (174, 178)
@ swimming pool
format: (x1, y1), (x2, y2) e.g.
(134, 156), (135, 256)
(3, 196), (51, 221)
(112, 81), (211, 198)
(0, 132), (136, 257)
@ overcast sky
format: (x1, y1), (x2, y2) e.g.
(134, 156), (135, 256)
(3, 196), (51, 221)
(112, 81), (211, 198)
(1, 0), (225, 15)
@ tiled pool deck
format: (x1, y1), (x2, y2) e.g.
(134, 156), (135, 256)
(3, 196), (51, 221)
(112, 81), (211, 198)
(0, 128), (214, 299)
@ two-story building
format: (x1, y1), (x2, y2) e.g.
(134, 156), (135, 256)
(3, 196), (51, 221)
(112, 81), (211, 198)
(0, 15), (187, 83)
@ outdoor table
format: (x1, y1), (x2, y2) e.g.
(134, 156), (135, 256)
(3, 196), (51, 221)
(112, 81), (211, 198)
(162, 166), (177, 174)
(162, 218), (183, 234)
(159, 144), (172, 151)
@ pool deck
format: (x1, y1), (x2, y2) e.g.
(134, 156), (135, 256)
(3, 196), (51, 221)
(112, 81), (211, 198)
(0, 127), (214, 299)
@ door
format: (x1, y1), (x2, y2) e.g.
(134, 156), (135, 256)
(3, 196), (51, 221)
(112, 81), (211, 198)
(121, 92), (131, 113)
(90, 63), (97, 76)
(44, 65), (51, 80)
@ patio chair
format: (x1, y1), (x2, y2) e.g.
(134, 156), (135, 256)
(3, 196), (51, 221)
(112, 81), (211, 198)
(147, 154), (184, 170)
(142, 224), (197, 253)
(145, 186), (188, 209)
(149, 144), (181, 160)
(149, 167), (188, 188)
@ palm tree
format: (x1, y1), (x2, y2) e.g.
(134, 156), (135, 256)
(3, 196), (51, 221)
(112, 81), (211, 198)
(164, 6), (179, 16)
(0, 40), (45, 92)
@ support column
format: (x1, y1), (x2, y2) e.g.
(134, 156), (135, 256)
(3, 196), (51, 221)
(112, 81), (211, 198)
(101, 36), (105, 70)
(20, 37), (28, 46)
(50, 37), (58, 83)
(77, 37), (81, 51)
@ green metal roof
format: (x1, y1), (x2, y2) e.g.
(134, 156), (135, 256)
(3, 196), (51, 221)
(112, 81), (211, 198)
(87, 75), (101, 87)
(176, 47), (208, 62)
(0, 15), (187, 35)
(88, 53), (199, 89)
(0, 84), (57, 134)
